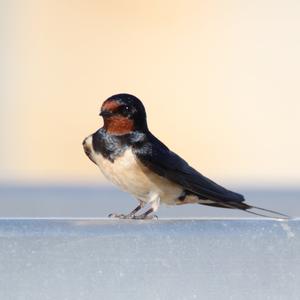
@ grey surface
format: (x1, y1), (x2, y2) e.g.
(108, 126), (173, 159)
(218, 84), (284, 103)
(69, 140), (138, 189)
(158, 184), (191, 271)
(0, 218), (299, 300)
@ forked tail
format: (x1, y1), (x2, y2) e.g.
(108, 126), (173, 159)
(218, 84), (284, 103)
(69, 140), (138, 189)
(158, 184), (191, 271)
(216, 201), (290, 219)
(243, 205), (290, 219)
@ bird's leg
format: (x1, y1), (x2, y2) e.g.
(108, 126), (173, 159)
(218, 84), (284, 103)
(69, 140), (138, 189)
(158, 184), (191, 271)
(133, 196), (160, 220)
(123, 204), (143, 219)
(133, 208), (158, 220)
(108, 202), (144, 219)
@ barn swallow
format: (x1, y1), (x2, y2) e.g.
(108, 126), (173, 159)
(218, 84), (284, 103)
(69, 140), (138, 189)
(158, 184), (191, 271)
(83, 93), (289, 219)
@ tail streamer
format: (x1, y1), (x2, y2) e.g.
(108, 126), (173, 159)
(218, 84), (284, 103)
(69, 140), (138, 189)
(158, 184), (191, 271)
(245, 205), (290, 219)
(217, 201), (290, 219)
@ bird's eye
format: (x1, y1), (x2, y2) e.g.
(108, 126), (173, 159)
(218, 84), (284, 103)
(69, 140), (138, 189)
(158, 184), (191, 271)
(118, 105), (130, 116)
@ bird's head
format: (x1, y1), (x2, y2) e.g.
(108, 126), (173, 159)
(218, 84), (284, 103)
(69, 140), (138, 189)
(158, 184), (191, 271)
(100, 93), (148, 135)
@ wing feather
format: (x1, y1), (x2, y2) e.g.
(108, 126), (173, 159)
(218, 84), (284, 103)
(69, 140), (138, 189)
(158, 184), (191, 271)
(134, 133), (245, 204)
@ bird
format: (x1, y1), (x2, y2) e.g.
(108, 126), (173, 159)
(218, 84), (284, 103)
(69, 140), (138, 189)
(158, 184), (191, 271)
(82, 93), (289, 220)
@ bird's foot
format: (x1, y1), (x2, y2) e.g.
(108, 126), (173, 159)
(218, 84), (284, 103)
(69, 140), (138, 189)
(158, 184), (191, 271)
(108, 213), (135, 219)
(133, 214), (158, 220)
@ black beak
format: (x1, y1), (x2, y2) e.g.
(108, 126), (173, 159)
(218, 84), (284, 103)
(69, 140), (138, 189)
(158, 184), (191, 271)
(99, 110), (113, 117)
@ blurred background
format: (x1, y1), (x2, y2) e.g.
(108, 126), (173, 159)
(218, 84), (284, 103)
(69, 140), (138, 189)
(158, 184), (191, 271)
(1, 0), (300, 218)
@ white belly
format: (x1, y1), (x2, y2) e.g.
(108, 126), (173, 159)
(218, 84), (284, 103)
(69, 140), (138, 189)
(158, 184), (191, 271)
(85, 135), (182, 205)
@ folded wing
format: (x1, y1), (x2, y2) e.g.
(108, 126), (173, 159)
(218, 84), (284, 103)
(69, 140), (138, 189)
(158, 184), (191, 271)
(134, 133), (245, 204)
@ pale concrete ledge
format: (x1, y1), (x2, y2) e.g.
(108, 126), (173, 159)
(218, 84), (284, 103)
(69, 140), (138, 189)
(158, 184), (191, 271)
(0, 219), (299, 300)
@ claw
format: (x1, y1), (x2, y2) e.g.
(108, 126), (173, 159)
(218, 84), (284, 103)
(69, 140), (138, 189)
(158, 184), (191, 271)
(119, 214), (135, 219)
(108, 213), (125, 219)
(108, 211), (158, 220)
(133, 214), (158, 220)
(108, 213), (136, 219)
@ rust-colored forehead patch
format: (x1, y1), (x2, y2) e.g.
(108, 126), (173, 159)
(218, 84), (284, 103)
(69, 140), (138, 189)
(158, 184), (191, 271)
(104, 115), (134, 135)
(101, 99), (120, 112)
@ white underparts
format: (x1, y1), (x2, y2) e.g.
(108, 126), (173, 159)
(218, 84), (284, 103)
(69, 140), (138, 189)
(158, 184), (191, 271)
(84, 135), (184, 209)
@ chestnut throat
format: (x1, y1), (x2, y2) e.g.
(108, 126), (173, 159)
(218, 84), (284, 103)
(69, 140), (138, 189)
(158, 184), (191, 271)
(104, 116), (134, 135)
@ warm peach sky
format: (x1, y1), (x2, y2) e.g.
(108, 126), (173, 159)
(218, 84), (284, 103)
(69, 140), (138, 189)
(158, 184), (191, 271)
(1, 0), (300, 186)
